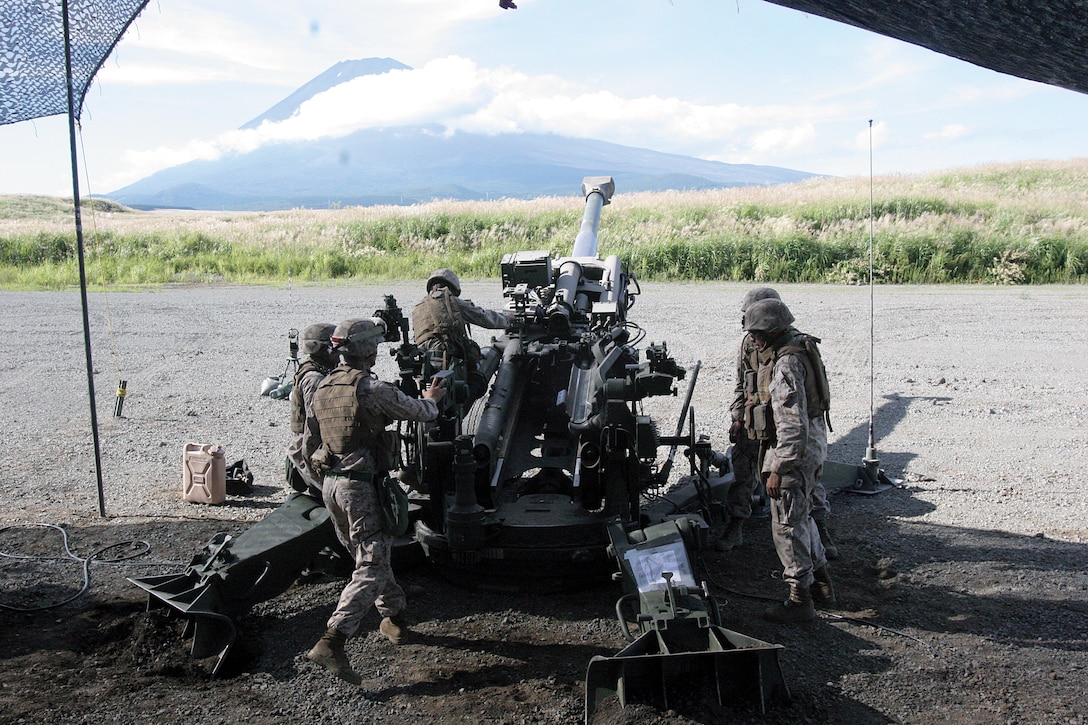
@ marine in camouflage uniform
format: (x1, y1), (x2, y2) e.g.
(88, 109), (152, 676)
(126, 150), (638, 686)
(721, 287), (781, 551)
(286, 322), (337, 495)
(306, 317), (446, 685)
(412, 268), (512, 402)
(743, 298), (835, 623)
(727, 289), (838, 558)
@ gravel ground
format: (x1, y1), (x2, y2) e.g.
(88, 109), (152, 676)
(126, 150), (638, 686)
(1, 281), (1086, 724)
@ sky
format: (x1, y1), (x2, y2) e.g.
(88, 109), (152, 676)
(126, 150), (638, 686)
(4, 0), (1088, 196)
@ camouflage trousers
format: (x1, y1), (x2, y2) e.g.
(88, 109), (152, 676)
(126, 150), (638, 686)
(727, 436), (760, 519)
(737, 436), (830, 521)
(322, 473), (406, 637)
(769, 463), (827, 588)
(811, 475), (831, 522)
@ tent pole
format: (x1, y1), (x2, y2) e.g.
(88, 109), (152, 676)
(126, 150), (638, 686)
(62, 0), (108, 517)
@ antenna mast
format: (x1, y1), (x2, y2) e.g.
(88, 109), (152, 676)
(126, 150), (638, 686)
(864, 120), (880, 478)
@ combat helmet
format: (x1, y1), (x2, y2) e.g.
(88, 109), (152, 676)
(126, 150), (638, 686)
(427, 268), (461, 296)
(740, 287), (780, 313)
(743, 298), (795, 337)
(330, 318), (387, 359)
(300, 322), (336, 356)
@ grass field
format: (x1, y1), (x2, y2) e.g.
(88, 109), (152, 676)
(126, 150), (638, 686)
(2, 158), (1087, 289)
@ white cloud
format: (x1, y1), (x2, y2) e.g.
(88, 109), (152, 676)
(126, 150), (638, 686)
(111, 55), (842, 185)
(925, 124), (971, 141)
(104, 0), (501, 88)
(108, 139), (227, 190)
(96, 62), (242, 86)
(105, 47), (919, 190)
(264, 57), (494, 140)
(748, 124), (819, 153)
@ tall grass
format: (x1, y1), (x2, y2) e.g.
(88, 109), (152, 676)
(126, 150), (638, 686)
(2, 159), (1087, 289)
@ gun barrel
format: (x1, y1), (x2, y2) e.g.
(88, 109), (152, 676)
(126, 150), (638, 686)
(571, 176), (615, 258)
(472, 337), (523, 463)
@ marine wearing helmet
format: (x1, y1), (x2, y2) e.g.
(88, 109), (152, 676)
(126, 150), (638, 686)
(287, 322), (339, 494)
(305, 313), (445, 685)
(740, 287), (781, 321)
(739, 296), (835, 624)
(720, 287), (783, 553)
(300, 322), (336, 357)
(426, 268), (461, 296)
(413, 268), (512, 404)
(330, 317), (387, 364)
(743, 298), (795, 341)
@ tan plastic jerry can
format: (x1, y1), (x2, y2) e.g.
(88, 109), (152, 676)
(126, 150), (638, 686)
(182, 443), (227, 504)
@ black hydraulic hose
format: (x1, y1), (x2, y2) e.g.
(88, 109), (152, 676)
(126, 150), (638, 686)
(0, 523), (178, 612)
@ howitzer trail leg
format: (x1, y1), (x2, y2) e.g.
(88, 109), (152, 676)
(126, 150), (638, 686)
(128, 493), (342, 675)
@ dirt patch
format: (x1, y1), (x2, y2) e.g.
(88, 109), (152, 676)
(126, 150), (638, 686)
(3, 503), (1085, 724)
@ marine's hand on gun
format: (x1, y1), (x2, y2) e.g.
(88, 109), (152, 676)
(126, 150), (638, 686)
(422, 374), (448, 403)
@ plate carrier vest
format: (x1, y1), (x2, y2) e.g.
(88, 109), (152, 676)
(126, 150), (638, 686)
(289, 359), (331, 434)
(743, 330), (832, 442)
(412, 288), (481, 368)
(312, 365), (383, 460)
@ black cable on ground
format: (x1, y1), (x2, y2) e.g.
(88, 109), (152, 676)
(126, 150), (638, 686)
(0, 523), (181, 612)
(819, 610), (932, 648)
(697, 551), (781, 604)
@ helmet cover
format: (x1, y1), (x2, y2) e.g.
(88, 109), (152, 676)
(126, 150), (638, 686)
(740, 287), (781, 313)
(743, 298), (795, 335)
(300, 322), (335, 356)
(426, 268), (461, 296)
(330, 318), (386, 358)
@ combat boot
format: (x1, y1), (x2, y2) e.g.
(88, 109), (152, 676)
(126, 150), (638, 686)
(380, 614), (409, 644)
(762, 585), (816, 623)
(812, 565), (836, 607)
(715, 518), (745, 552)
(307, 628), (362, 685)
(814, 517), (840, 560)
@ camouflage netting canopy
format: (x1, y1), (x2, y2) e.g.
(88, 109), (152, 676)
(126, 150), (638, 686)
(0, 0), (148, 126)
(766, 0), (1088, 96)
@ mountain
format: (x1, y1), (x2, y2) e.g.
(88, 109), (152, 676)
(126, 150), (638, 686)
(107, 59), (819, 211)
(239, 58), (411, 130)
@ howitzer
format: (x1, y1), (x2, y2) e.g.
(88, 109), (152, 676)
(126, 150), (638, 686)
(128, 176), (791, 719)
(403, 176), (695, 590)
